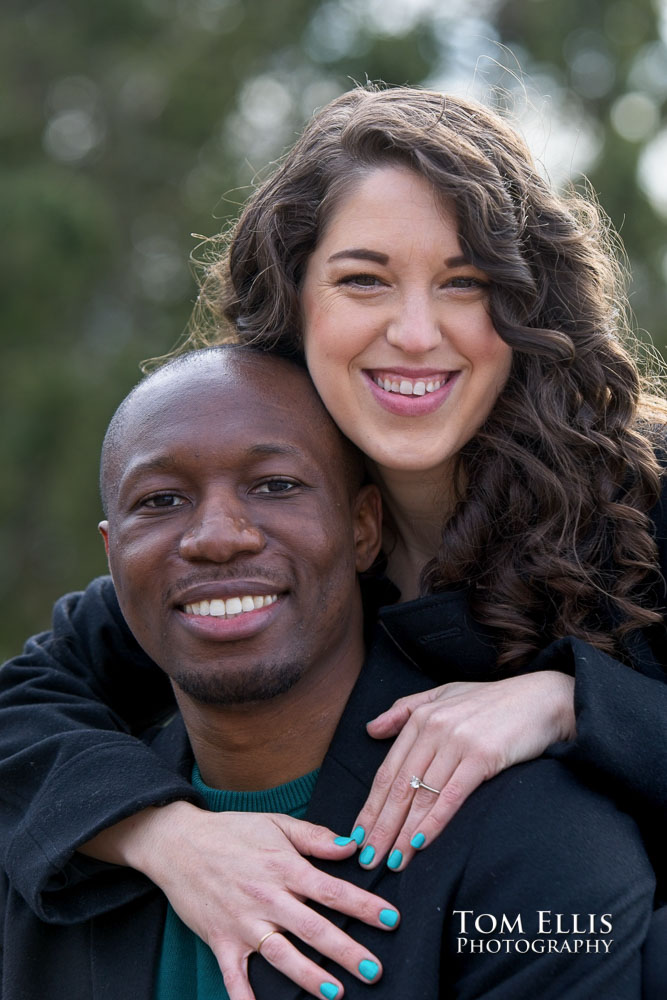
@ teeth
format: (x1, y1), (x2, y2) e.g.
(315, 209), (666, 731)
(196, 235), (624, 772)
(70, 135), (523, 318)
(184, 594), (278, 618)
(374, 375), (445, 396)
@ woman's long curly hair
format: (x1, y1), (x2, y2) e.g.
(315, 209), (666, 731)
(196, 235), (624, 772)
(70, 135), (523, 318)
(192, 84), (666, 668)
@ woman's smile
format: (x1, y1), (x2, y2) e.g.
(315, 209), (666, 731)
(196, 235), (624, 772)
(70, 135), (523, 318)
(301, 165), (513, 479)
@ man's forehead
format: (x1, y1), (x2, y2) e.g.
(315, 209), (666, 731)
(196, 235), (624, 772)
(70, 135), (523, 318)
(120, 354), (335, 463)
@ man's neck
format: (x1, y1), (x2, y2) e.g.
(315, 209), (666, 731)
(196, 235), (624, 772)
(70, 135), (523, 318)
(174, 645), (364, 792)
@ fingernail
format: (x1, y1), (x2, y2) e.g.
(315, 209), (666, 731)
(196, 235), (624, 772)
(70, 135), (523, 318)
(350, 825), (365, 845)
(410, 832), (426, 849)
(320, 983), (340, 999)
(334, 836), (354, 846)
(359, 844), (375, 866)
(359, 959), (380, 981)
(379, 908), (399, 928)
(387, 849), (403, 870)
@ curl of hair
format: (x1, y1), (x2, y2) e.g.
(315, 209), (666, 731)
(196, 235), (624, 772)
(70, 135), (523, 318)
(191, 84), (666, 668)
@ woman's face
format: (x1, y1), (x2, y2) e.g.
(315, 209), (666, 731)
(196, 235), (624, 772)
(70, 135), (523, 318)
(301, 166), (512, 480)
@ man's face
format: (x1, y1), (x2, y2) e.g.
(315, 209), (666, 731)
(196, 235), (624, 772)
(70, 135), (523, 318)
(99, 352), (380, 705)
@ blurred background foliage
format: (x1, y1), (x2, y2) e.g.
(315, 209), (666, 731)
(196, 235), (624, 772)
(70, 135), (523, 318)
(2, 0), (667, 660)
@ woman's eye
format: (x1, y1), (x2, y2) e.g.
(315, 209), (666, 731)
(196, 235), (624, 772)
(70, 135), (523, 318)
(141, 494), (187, 508)
(338, 273), (383, 288)
(446, 275), (488, 290)
(253, 479), (299, 494)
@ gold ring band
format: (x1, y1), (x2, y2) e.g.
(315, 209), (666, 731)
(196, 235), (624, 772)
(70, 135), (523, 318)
(256, 929), (278, 954)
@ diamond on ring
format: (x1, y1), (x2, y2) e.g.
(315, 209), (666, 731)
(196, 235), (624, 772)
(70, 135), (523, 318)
(409, 775), (441, 794)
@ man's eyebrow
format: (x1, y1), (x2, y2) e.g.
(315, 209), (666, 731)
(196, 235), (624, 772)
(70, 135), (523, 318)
(122, 456), (177, 480)
(122, 444), (305, 481)
(245, 443), (305, 459)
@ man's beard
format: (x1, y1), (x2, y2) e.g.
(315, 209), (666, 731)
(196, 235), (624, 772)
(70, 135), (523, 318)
(171, 659), (306, 706)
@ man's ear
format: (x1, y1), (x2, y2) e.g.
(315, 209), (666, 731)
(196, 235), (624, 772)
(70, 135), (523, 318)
(351, 484), (382, 573)
(98, 521), (110, 560)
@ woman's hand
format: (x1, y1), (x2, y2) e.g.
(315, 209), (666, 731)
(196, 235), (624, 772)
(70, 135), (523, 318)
(80, 802), (399, 999)
(352, 671), (576, 871)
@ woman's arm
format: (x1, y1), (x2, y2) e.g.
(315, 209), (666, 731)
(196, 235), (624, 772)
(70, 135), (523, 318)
(0, 577), (398, 1000)
(0, 576), (193, 919)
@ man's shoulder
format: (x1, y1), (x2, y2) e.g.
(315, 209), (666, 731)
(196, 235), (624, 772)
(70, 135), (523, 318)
(451, 755), (643, 850)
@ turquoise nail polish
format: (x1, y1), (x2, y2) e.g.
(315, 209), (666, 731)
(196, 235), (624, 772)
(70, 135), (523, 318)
(387, 849), (403, 870)
(350, 825), (365, 845)
(359, 959), (379, 981)
(334, 836), (354, 845)
(379, 908), (399, 928)
(410, 832), (426, 849)
(320, 983), (339, 999)
(359, 844), (375, 865)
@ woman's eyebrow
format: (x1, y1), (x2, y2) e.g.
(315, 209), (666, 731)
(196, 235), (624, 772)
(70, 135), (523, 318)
(327, 248), (389, 265)
(326, 249), (473, 268)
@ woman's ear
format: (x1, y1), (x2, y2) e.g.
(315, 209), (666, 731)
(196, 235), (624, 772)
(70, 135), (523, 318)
(351, 484), (383, 572)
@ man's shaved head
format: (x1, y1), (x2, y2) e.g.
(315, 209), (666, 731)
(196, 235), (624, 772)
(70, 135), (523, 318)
(100, 346), (365, 517)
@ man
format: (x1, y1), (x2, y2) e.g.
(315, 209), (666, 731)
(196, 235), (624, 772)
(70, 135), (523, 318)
(1, 347), (654, 999)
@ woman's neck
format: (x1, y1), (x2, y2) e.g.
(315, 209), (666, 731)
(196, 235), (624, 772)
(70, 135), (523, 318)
(371, 463), (455, 601)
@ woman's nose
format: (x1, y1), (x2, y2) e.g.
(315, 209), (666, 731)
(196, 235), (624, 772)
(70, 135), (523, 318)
(179, 501), (266, 563)
(385, 294), (443, 354)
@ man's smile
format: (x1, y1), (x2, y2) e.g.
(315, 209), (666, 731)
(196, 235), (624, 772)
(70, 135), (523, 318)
(182, 594), (278, 617)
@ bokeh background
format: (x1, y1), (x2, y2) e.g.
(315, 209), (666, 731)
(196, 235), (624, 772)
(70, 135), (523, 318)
(3, 0), (667, 660)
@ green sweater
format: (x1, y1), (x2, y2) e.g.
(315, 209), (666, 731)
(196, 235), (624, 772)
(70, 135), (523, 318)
(153, 765), (318, 1000)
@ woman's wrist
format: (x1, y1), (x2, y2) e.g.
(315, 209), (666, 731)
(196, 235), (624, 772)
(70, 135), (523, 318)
(543, 670), (576, 742)
(77, 800), (200, 882)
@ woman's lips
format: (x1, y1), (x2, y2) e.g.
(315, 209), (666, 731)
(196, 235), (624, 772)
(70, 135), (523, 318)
(363, 369), (460, 415)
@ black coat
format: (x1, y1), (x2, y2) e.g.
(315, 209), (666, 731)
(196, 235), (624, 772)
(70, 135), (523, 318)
(0, 638), (655, 999)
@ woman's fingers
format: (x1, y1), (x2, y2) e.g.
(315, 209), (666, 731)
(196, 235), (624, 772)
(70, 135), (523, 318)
(383, 755), (493, 869)
(209, 850), (394, 999)
(285, 855), (401, 931)
(350, 719), (429, 861)
(241, 901), (385, 996)
(365, 689), (436, 739)
(211, 955), (257, 1000)
(274, 815), (364, 860)
(354, 674), (577, 870)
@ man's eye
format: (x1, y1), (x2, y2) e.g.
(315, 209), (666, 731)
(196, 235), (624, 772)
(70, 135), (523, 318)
(142, 494), (187, 508)
(253, 479), (299, 494)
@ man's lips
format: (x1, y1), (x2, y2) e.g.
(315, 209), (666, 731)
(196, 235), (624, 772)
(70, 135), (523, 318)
(170, 578), (286, 623)
(182, 594), (278, 619)
(173, 586), (285, 641)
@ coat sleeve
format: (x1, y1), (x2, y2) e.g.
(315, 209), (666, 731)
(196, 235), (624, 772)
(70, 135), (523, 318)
(0, 577), (198, 923)
(535, 476), (667, 885)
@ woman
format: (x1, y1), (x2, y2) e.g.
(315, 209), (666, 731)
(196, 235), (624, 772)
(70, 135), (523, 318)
(2, 85), (666, 999)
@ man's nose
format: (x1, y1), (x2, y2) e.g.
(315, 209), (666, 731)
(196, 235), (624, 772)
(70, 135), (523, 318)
(385, 294), (443, 354)
(179, 498), (266, 563)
